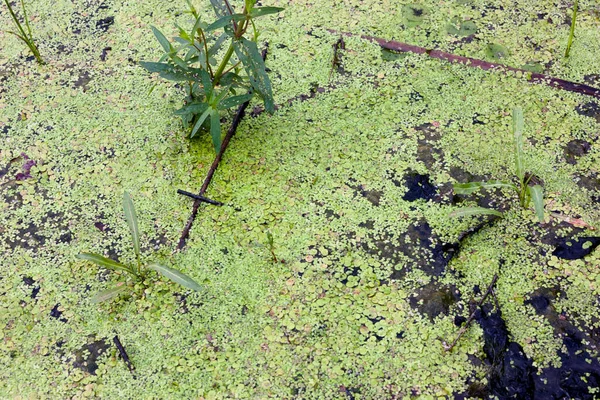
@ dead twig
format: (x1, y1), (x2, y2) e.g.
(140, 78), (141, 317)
(329, 30), (600, 100)
(113, 334), (135, 376)
(443, 273), (499, 352)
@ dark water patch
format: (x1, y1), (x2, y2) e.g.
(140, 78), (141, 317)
(50, 303), (68, 323)
(396, 171), (438, 202)
(564, 139), (592, 165)
(363, 219), (454, 279)
(22, 276), (40, 299)
(414, 123), (445, 170)
(575, 101), (600, 123)
(409, 282), (460, 321)
(73, 71), (93, 92)
(72, 336), (111, 375)
(96, 16), (115, 32)
(552, 236), (600, 260)
(346, 179), (384, 206)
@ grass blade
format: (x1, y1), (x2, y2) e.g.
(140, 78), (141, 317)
(513, 107), (525, 182)
(90, 284), (128, 303)
(449, 207), (503, 218)
(453, 181), (516, 195)
(191, 107), (212, 137)
(528, 185), (545, 222)
(123, 192), (140, 258)
(147, 263), (202, 291)
(76, 253), (134, 274)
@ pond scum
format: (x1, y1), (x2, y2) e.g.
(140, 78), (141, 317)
(1, 0), (600, 398)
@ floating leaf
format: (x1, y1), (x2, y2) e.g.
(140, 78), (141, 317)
(485, 43), (509, 60)
(513, 107), (525, 181)
(528, 185), (544, 222)
(123, 192), (140, 258)
(445, 17), (477, 36)
(402, 4), (428, 27)
(453, 181), (516, 195)
(90, 284), (128, 303)
(449, 207), (503, 218)
(147, 263), (202, 291)
(76, 253), (134, 275)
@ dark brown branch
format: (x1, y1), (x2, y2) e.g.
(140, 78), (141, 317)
(443, 273), (499, 353)
(329, 30), (600, 100)
(177, 45), (269, 250)
(113, 335), (135, 375)
(177, 189), (224, 206)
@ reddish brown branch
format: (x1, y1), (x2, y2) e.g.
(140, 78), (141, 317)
(177, 46), (269, 250)
(330, 30), (600, 100)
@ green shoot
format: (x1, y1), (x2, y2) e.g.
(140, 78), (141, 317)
(450, 108), (545, 222)
(140, 0), (283, 154)
(565, 0), (579, 58)
(77, 192), (202, 303)
(3, 0), (44, 64)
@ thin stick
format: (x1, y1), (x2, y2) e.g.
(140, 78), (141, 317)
(444, 273), (499, 353)
(329, 30), (600, 100)
(113, 335), (135, 375)
(177, 45), (269, 250)
(177, 189), (224, 206)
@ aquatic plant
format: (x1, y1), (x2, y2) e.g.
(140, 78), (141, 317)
(140, 0), (283, 153)
(450, 108), (545, 222)
(2, 0), (44, 64)
(77, 192), (202, 303)
(565, 0), (579, 58)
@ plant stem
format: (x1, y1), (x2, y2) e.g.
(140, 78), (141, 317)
(3, 0), (44, 64)
(565, 0), (578, 58)
(213, 42), (235, 85)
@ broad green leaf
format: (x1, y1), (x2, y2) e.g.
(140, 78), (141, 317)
(191, 107), (212, 137)
(151, 26), (172, 53)
(528, 185), (545, 222)
(175, 102), (209, 115)
(449, 207), (503, 218)
(453, 181), (516, 195)
(233, 38), (275, 113)
(147, 263), (202, 291)
(211, 110), (222, 153)
(76, 253), (134, 275)
(123, 192), (140, 258)
(218, 93), (253, 110)
(250, 6), (284, 18)
(90, 284), (128, 303)
(513, 107), (525, 181)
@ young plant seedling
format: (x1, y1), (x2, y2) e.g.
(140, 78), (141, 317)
(77, 192), (202, 303)
(3, 0), (44, 64)
(565, 0), (579, 58)
(450, 108), (545, 222)
(140, 0), (283, 154)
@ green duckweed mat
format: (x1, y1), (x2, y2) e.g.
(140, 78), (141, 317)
(1, 0), (600, 398)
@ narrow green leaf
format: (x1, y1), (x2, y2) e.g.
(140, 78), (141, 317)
(76, 253), (134, 274)
(207, 33), (228, 57)
(513, 107), (525, 182)
(170, 54), (189, 69)
(250, 6), (284, 18)
(123, 192), (140, 258)
(175, 102), (209, 115)
(138, 61), (172, 73)
(191, 108), (212, 137)
(210, 0), (229, 17)
(200, 69), (213, 97)
(528, 185), (545, 222)
(211, 110), (222, 153)
(206, 14), (245, 32)
(90, 284), (128, 303)
(233, 38), (275, 113)
(218, 93), (253, 110)
(151, 26), (172, 53)
(453, 181), (516, 195)
(449, 207), (503, 218)
(175, 24), (191, 42)
(147, 263), (202, 291)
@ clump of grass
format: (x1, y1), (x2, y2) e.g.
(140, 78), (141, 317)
(3, 0), (44, 64)
(565, 0), (579, 58)
(450, 108), (545, 222)
(77, 192), (202, 303)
